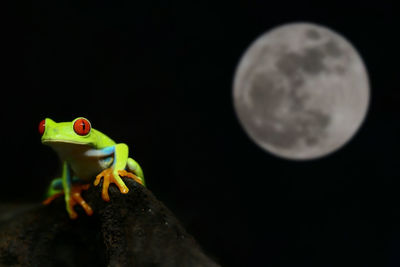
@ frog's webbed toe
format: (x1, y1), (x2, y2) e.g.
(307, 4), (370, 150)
(118, 170), (145, 186)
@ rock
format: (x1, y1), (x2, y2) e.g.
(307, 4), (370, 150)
(0, 178), (220, 267)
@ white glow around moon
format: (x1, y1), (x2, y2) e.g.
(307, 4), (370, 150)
(233, 22), (370, 160)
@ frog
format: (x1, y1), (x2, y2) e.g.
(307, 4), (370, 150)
(39, 117), (145, 219)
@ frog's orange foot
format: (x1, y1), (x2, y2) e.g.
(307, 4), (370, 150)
(94, 168), (142, 202)
(94, 168), (125, 202)
(67, 184), (93, 220)
(43, 192), (64, 205)
(118, 169), (145, 186)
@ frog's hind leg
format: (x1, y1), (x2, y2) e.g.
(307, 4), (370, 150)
(126, 157), (145, 186)
(42, 178), (64, 205)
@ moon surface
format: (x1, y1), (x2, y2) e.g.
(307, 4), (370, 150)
(233, 23), (369, 160)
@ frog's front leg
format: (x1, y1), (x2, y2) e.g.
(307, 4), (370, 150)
(43, 161), (93, 219)
(93, 143), (143, 201)
(62, 162), (94, 219)
(66, 183), (93, 219)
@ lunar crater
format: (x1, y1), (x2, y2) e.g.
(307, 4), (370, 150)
(305, 29), (321, 40)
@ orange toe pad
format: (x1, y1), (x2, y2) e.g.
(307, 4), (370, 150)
(67, 184), (93, 219)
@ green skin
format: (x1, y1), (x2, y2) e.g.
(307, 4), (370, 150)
(41, 117), (145, 218)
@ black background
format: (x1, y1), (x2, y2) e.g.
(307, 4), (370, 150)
(3, 1), (399, 266)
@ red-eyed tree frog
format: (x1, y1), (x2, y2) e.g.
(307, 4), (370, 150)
(39, 117), (145, 219)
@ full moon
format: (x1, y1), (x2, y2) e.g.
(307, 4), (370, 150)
(233, 23), (369, 160)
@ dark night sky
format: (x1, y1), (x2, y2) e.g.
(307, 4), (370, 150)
(2, 0), (399, 266)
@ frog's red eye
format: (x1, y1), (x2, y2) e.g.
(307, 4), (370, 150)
(73, 118), (91, 136)
(38, 119), (46, 136)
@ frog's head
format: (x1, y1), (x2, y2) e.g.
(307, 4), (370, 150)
(39, 117), (96, 147)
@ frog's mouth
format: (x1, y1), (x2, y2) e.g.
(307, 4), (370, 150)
(42, 139), (95, 153)
(42, 139), (90, 146)
(42, 139), (95, 160)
